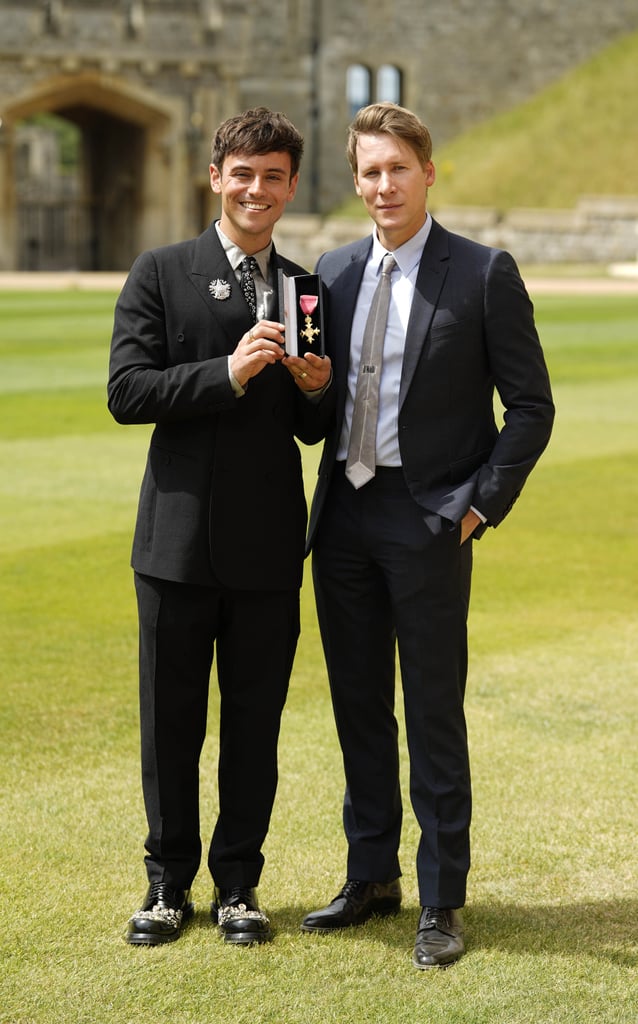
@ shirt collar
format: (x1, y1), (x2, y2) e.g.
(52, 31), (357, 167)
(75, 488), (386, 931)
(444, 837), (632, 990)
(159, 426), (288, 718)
(370, 212), (432, 276)
(214, 221), (272, 280)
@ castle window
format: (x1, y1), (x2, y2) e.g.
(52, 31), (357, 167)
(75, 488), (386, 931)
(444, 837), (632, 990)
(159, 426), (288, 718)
(377, 64), (402, 104)
(346, 64), (372, 117)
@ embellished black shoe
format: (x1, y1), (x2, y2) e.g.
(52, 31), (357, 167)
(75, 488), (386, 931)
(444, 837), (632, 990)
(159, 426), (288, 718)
(412, 907), (465, 969)
(211, 886), (272, 945)
(125, 881), (194, 945)
(300, 879), (402, 933)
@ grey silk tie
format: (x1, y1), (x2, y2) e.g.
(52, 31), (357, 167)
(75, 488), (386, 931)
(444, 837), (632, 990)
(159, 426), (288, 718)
(345, 253), (397, 488)
(240, 256), (258, 322)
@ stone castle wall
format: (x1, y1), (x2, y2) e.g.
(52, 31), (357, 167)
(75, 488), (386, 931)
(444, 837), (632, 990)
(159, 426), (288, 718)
(0, 0), (637, 269)
(273, 199), (638, 272)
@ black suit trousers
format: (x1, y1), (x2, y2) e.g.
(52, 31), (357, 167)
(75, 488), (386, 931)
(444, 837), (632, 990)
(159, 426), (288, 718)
(312, 465), (473, 908)
(134, 573), (299, 890)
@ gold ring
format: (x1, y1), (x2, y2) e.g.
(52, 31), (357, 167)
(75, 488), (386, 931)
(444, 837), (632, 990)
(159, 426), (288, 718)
(249, 328), (255, 341)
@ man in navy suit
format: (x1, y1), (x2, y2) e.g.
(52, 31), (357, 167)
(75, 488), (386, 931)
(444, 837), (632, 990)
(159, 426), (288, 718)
(108, 108), (333, 946)
(301, 103), (554, 968)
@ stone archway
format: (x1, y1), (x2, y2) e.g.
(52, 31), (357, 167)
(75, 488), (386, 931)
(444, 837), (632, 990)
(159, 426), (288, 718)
(0, 72), (189, 271)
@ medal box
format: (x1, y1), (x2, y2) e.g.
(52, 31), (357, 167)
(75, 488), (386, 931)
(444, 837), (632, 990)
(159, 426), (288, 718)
(278, 271), (325, 357)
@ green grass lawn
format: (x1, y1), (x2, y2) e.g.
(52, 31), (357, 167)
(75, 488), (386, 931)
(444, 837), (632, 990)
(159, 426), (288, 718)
(1, 289), (636, 1023)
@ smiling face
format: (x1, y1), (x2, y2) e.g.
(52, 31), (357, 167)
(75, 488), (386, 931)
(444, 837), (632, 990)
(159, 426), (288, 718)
(209, 150), (299, 253)
(353, 132), (435, 250)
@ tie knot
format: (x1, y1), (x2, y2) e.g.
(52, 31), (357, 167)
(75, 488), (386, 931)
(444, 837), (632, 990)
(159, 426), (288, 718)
(241, 256), (258, 277)
(381, 253), (396, 276)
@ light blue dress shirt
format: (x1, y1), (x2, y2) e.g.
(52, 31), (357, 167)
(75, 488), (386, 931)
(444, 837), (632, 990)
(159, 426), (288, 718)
(337, 214), (433, 465)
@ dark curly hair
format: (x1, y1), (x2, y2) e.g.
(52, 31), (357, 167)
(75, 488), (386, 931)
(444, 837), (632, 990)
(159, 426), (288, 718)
(211, 107), (304, 180)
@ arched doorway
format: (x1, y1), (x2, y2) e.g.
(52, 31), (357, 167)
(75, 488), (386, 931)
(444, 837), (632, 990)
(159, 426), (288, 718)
(0, 72), (186, 272)
(14, 108), (144, 270)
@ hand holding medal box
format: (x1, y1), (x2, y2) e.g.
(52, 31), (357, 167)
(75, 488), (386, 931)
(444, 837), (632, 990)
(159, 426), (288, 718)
(278, 271), (325, 357)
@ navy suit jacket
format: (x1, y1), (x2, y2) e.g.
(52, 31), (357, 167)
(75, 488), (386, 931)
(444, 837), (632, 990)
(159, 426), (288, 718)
(307, 218), (554, 548)
(108, 225), (335, 590)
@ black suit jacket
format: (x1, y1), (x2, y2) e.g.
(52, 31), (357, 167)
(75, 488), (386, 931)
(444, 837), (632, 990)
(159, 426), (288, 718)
(307, 218), (554, 547)
(108, 225), (335, 589)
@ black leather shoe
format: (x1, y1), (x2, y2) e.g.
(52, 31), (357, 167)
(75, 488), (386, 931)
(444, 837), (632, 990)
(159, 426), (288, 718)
(125, 881), (194, 945)
(301, 878), (402, 933)
(211, 886), (272, 945)
(412, 907), (465, 968)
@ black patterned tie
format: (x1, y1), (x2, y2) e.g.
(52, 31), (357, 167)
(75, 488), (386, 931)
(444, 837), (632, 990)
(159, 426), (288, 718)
(240, 256), (258, 323)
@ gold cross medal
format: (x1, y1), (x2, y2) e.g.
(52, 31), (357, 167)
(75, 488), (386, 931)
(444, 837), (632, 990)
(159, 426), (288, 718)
(278, 271), (324, 356)
(299, 294), (321, 347)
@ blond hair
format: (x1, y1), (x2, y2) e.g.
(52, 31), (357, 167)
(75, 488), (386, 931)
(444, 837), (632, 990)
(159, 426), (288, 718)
(347, 102), (433, 174)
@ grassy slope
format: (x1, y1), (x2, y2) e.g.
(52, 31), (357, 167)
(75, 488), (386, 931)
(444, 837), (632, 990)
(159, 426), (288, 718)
(1, 293), (637, 1023)
(339, 31), (638, 215)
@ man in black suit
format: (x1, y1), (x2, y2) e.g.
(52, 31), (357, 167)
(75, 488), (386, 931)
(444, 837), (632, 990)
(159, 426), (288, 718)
(108, 108), (333, 946)
(300, 103), (554, 968)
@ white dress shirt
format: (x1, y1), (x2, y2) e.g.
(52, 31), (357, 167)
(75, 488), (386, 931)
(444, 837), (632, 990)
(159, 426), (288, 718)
(215, 221), (275, 319)
(215, 222), (275, 397)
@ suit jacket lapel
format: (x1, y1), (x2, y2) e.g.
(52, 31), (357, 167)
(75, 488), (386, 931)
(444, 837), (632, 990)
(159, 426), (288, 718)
(330, 240), (370, 420)
(190, 226), (253, 351)
(399, 219), (450, 409)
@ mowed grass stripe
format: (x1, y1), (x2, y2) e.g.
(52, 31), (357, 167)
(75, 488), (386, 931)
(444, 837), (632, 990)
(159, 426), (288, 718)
(0, 289), (636, 1023)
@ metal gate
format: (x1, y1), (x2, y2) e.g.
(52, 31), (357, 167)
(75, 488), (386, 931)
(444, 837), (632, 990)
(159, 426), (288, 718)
(17, 199), (99, 271)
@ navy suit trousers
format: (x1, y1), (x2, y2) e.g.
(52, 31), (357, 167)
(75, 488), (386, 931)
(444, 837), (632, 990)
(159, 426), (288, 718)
(312, 463), (473, 908)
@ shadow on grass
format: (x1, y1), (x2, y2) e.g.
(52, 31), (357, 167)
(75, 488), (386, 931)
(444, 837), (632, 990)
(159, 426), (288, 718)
(203, 899), (637, 968)
(464, 900), (637, 967)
